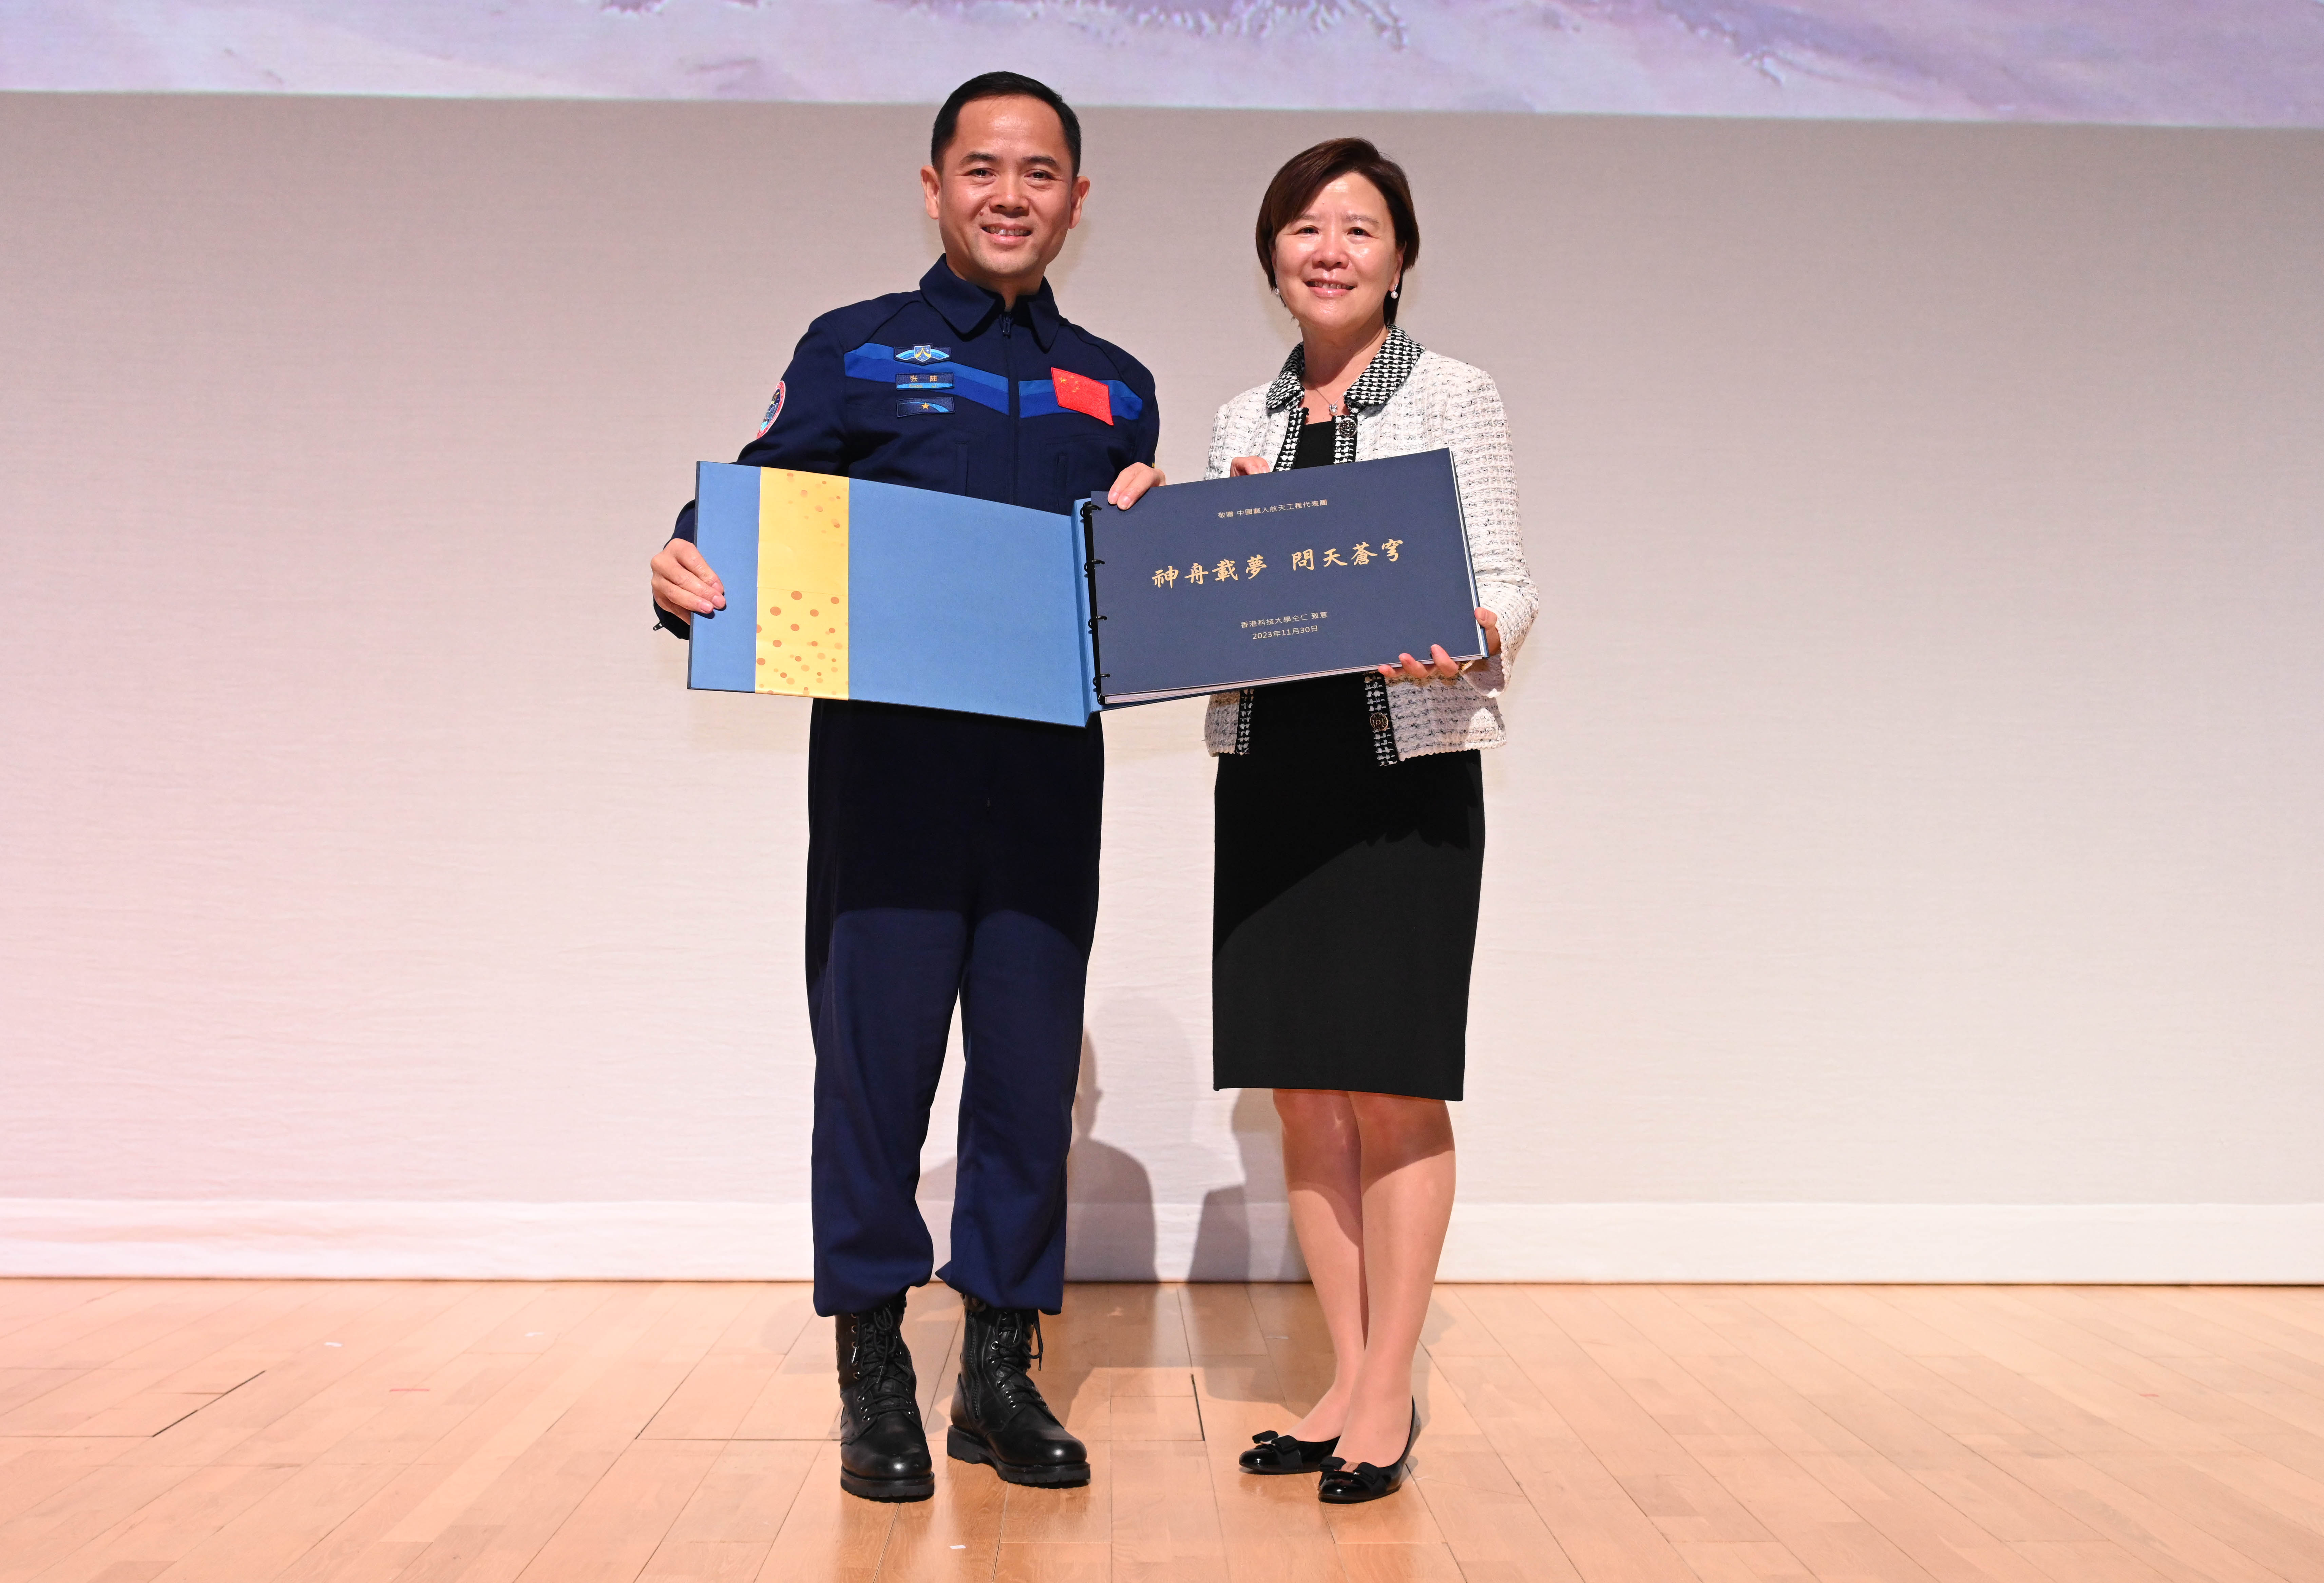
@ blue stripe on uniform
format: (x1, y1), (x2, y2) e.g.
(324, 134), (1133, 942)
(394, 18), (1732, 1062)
(842, 342), (898, 380)
(949, 365), (1010, 412)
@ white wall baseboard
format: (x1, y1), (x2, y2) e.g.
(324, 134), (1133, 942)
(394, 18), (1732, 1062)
(0, 1200), (813, 1281)
(1435, 1202), (2324, 1283)
(2, 1199), (2317, 1283)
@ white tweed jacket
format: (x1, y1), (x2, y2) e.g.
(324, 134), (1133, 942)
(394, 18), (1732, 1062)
(1202, 331), (1538, 760)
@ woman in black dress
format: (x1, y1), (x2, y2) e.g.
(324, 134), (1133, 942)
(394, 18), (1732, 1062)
(1108, 140), (1537, 1504)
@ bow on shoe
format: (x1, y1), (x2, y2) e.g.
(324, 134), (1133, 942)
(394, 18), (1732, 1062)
(1319, 1456), (1391, 1497)
(1316, 1446), (1412, 1504)
(1240, 1428), (1340, 1474)
(1315, 1399), (1420, 1503)
(1252, 1431), (1308, 1467)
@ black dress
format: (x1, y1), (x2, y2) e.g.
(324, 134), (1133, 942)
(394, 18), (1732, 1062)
(1209, 419), (1485, 1102)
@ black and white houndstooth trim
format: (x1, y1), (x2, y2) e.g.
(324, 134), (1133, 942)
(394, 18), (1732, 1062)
(1263, 325), (1424, 471)
(1361, 671), (1401, 766)
(1219, 328), (1428, 755)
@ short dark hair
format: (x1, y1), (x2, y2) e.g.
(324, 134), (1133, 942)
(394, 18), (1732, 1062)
(1255, 138), (1420, 325)
(931, 72), (1083, 175)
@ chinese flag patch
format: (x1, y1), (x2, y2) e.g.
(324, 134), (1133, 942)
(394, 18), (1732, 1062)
(1051, 367), (1115, 425)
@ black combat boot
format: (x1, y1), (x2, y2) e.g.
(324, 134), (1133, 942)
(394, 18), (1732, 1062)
(835, 1293), (933, 1502)
(945, 1295), (1089, 1487)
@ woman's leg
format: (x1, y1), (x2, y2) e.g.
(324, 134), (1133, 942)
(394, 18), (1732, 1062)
(1274, 1088), (1367, 1440)
(1336, 1093), (1456, 1467)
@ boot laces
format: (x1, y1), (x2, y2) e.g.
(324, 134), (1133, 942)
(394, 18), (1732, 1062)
(984, 1308), (1050, 1413)
(851, 1304), (917, 1415)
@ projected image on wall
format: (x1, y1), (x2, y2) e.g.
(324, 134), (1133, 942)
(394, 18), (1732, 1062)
(9, 0), (2324, 125)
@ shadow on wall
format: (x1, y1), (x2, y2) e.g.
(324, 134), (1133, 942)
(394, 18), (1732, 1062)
(917, 1031), (1166, 1281)
(1062, 1032), (1158, 1280)
(1192, 1086), (1306, 1281)
(919, 1022), (1307, 1281)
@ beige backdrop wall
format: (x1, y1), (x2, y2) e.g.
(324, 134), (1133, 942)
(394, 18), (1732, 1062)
(2, 95), (2320, 1281)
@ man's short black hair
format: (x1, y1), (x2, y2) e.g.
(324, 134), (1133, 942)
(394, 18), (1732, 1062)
(931, 72), (1083, 175)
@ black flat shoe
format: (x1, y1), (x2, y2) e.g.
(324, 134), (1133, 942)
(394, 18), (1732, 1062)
(1317, 1401), (1420, 1505)
(1238, 1428), (1340, 1474)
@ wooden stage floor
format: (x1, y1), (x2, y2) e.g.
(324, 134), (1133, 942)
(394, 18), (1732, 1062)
(2, 1281), (2321, 1582)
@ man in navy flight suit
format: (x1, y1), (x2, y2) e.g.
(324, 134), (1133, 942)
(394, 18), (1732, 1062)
(649, 74), (1160, 1503)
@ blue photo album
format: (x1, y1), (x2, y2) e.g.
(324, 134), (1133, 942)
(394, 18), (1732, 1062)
(686, 449), (1480, 725)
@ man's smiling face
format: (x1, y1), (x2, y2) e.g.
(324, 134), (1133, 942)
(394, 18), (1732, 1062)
(922, 95), (1088, 303)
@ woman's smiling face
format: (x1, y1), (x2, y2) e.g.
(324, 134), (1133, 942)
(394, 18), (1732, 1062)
(1272, 172), (1403, 341)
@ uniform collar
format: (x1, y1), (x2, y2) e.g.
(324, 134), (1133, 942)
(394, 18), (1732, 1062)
(1265, 323), (1424, 413)
(922, 257), (1063, 351)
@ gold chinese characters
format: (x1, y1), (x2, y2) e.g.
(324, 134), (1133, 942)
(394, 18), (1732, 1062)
(1152, 539), (1399, 590)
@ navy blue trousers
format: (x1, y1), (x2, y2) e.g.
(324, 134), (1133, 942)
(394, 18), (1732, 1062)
(805, 698), (1103, 1317)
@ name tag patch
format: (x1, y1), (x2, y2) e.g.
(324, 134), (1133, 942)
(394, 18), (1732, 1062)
(896, 370), (954, 392)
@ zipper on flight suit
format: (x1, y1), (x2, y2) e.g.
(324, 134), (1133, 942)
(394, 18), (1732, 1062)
(1002, 309), (1019, 503)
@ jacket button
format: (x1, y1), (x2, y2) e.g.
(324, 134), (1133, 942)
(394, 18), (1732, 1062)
(1369, 713), (1390, 730)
